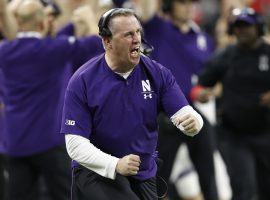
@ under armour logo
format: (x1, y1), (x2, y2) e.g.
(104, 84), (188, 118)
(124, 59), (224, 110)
(144, 93), (152, 99)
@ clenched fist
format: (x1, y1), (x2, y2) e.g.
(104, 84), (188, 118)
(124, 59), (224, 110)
(173, 113), (201, 136)
(171, 105), (203, 137)
(116, 154), (141, 176)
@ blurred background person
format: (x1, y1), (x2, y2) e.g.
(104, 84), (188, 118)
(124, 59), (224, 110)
(193, 7), (270, 200)
(56, 4), (104, 72)
(215, 0), (255, 49)
(0, 0), (105, 199)
(263, 12), (270, 43)
(72, 5), (99, 37)
(42, 0), (62, 36)
(0, 0), (71, 199)
(56, 0), (101, 37)
(0, 1), (16, 199)
(128, 0), (219, 199)
(0, 0), (18, 40)
(0, 68), (7, 200)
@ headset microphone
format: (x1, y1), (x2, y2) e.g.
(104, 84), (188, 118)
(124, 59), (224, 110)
(141, 38), (154, 56)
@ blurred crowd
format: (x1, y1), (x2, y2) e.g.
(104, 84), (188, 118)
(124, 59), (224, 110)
(1, 0), (270, 200)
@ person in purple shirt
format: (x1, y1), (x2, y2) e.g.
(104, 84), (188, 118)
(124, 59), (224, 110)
(56, 25), (104, 72)
(0, 0), (103, 199)
(61, 8), (203, 200)
(0, 68), (6, 200)
(55, 4), (106, 72)
(130, 0), (218, 199)
(0, 69), (5, 152)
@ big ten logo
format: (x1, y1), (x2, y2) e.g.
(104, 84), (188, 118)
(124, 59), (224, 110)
(65, 119), (76, 126)
(141, 80), (153, 99)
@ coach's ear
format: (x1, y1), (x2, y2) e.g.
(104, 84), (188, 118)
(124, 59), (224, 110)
(103, 37), (112, 50)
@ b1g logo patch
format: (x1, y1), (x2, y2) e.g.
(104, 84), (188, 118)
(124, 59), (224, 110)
(141, 80), (153, 99)
(65, 119), (76, 126)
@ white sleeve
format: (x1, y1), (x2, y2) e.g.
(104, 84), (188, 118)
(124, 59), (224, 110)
(65, 134), (119, 180)
(170, 105), (203, 137)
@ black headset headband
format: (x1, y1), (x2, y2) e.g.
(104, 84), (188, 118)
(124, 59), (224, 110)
(98, 8), (117, 37)
(98, 8), (138, 37)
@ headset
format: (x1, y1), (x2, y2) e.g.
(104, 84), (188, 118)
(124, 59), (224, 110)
(98, 8), (117, 38)
(228, 7), (265, 36)
(98, 8), (154, 56)
(98, 8), (138, 38)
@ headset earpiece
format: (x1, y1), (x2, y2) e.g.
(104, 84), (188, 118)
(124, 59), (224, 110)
(98, 8), (120, 37)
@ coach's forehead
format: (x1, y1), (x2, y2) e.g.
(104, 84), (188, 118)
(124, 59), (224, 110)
(110, 15), (141, 32)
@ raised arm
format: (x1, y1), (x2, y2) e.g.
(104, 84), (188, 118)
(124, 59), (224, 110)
(71, 5), (98, 37)
(0, 0), (18, 40)
(130, 0), (158, 22)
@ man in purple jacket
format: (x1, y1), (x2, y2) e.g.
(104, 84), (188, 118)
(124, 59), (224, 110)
(61, 8), (203, 200)
(0, 0), (103, 199)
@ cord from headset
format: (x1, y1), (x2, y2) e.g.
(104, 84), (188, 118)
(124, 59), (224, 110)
(157, 175), (169, 199)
